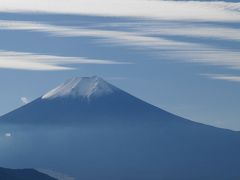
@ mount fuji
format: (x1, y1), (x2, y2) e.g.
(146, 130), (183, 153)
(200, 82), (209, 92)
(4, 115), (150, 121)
(0, 76), (186, 126)
(0, 76), (240, 180)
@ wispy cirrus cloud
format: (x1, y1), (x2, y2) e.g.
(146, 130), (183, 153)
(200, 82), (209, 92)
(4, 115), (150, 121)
(0, 0), (240, 22)
(163, 50), (240, 69)
(1, 20), (240, 75)
(0, 1), (239, 81)
(0, 20), (202, 51)
(203, 74), (240, 82)
(0, 51), (128, 71)
(123, 23), (240, 42)
(20, 97), (29, 104)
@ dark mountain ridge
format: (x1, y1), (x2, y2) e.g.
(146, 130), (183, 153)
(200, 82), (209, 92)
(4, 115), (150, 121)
(0, 167), (56, 180)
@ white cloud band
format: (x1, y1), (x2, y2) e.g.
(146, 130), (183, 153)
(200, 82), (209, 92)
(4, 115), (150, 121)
(204, 74), (240, 82)
(1, 20), (240, 73)
(0, 0), (240, 22)
(0, 20), (206, 51)
(0, 51), (128, 71)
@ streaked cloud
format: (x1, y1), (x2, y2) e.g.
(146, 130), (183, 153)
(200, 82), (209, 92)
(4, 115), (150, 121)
(4, 133), (11, 137)
(20, 97), (29, 104)
(165, 50), (240, 69)
(1, 20), (240, 73)
(124, 23), (240, 42)
(0, 1), (239, 78)
(0, 0), (240, 22)
(0, 51), (128, 71)
(204, 74), (240, 82)
(0, 20), (202, 51)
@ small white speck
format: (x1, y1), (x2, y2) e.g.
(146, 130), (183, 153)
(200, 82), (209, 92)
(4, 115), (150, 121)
(5, 133), (11, 137)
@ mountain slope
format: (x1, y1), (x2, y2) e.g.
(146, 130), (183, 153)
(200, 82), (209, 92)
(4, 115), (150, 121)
(0, 76), (239, 180)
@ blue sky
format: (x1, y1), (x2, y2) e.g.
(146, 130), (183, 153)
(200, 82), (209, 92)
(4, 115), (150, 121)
(0, 0), (240, 130)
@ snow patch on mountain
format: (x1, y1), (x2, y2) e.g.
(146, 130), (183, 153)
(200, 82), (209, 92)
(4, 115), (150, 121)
(42, 76), (116, 100)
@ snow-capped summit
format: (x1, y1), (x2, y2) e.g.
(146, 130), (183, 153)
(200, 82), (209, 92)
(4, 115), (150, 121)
(42, 76), (116, 100)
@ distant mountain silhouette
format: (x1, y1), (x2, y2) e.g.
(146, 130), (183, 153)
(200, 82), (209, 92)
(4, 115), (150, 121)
(0, 167), (56, 180)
